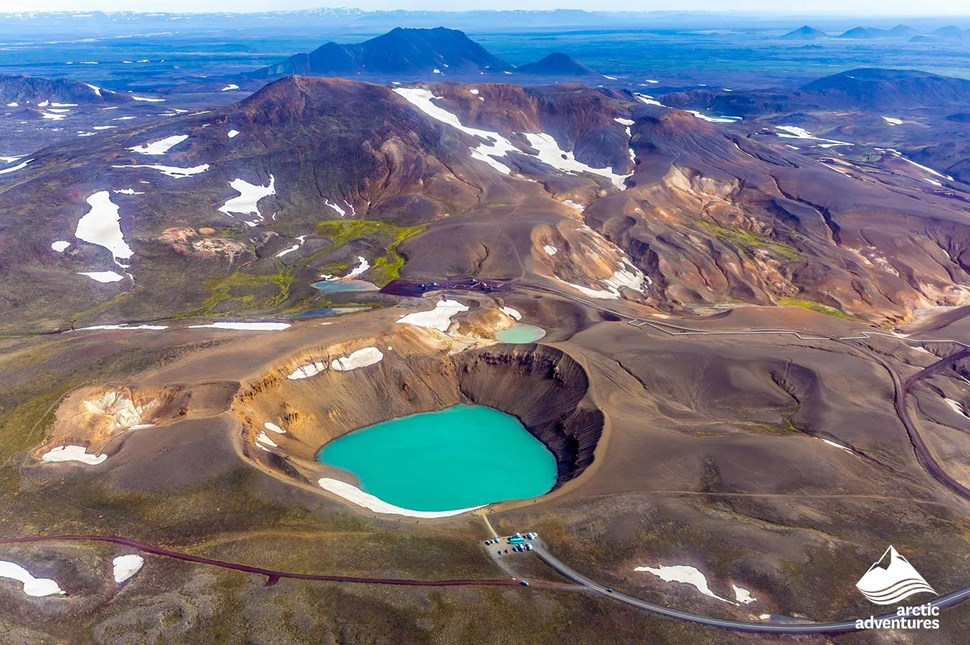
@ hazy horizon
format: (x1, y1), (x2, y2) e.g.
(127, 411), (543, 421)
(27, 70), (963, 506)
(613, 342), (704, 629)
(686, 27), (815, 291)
(4, 2), (970, 18)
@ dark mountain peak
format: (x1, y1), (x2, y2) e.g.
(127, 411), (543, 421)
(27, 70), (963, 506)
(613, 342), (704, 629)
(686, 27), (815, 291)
(516, 52), (598, 76)
(255, 27), (513, 78)
(782, 26), (827, 40)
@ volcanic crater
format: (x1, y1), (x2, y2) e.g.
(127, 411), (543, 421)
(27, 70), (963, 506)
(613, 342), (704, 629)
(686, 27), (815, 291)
(234, 334), (604, 502)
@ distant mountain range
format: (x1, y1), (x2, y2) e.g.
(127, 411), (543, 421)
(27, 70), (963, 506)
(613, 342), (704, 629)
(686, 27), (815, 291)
(662, 68), (970, 115)
(782, 24), (969, 41)
(0, 75), (130, 105)
(253, 27), (598, 79)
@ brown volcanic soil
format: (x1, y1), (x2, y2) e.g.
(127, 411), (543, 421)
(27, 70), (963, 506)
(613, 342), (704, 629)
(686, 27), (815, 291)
(1, 75), (970, 642)
(2, 293), (968, 642)
(3, 76), (969, 334)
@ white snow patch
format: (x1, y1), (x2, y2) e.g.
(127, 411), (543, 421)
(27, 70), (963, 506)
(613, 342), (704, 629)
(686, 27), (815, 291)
(325, 200), (347, 216)
(287, 361), (326, 380)
(635, 93), (664, 107)
(218, 175), (276, 225)
(614, 117), (634, 126)
(220, 84), (240, 92)
(131, 95), (165, 102)
(775, 126), (850, 147)
(263, 422), (287, 434)
(112, 555), (144, 584)
(77, 324), (167, 331)
(393, 88), (515, 175)
(396, 299), (469, 332)
(112, 163), (209, 178)
(500, 306), (522, 321)
(51, 240), (70, 252)
(113, 189), (144, 195)
(891, 151), (953, 182)
(635, 565), (731, 603)
(128, 134), (188, 155)
(822, 438), (854, 454)
(256, 432), (278, 448)
(525, 132), (630, 190)
(733, 584), (756, 604)
(0, 158), (33, 174)
(76, 191), (132, 268)
(275, 235), (307, 259)
(944, 397), (969, 419)
(331, 347), (384, 372)
(687, 110), (742, 123)
(41, 445), (106, 465)
(188, 322), (290, 331)
(882, 116), (903, 126)
(543, 244), (558, 256)
(0, 562), (65, 597)
(344, 256), (370, 279)
(78, 270), (125, 283)
(227, 129), (239, 138)
(317, 478), (483, 518)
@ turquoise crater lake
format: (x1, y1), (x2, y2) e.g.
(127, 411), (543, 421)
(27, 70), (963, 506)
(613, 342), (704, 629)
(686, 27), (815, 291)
(317, 404), (557, 512)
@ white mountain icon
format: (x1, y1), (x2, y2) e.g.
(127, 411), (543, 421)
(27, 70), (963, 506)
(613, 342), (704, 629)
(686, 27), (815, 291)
(856, 545), (937, 605)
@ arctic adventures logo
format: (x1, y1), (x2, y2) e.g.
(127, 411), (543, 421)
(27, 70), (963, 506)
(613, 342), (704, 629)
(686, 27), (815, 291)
(854, 545), (940, 631)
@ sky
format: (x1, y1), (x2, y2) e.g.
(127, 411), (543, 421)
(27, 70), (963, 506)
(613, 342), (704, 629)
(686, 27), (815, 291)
(4, 1), (970, 16)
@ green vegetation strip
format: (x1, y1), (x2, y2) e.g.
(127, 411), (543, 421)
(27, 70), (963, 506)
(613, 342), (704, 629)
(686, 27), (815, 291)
(315, 219), (426, 285)
(698, 220), (801, 261)
(777, 297), (850, 319)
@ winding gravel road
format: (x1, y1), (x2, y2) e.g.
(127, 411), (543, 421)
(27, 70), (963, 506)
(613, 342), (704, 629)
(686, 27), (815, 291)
(534, 545), (970, 634)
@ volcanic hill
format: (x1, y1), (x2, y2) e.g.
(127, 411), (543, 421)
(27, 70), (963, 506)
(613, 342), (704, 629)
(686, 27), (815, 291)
(255, 27), (514, 77)
(2, 73), (969, 333)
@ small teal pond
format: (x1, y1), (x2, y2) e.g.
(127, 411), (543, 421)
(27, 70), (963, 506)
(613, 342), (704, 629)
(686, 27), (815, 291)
(317, 404), (557, 512)
(289, 306), (368, 318)
(496, 323), (546, 343)
(311, 279), (378, 293)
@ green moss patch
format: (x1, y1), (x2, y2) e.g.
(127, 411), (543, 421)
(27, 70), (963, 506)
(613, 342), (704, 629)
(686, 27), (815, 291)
(315, 219), (426, 285)
(777, 297), (851, 319)
(698, 220), (801, 261)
